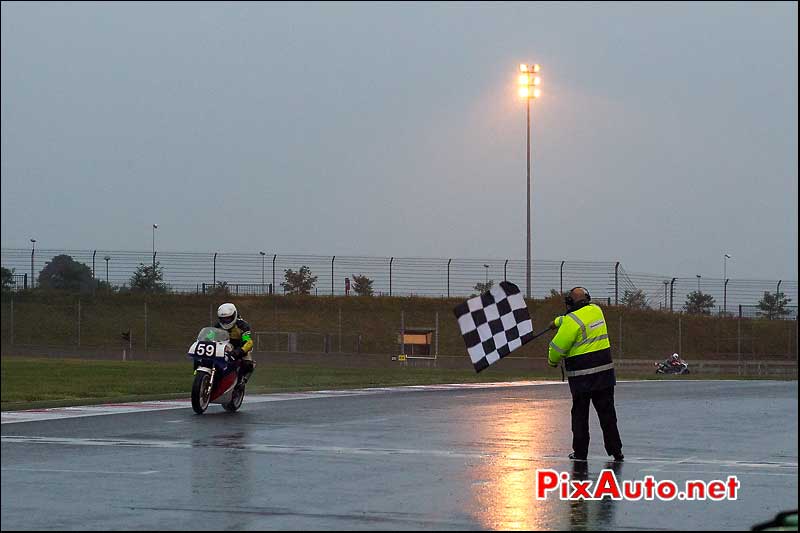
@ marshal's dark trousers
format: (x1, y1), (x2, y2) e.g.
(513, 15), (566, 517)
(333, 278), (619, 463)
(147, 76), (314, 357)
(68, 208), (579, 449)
(571, 386), (623, 458)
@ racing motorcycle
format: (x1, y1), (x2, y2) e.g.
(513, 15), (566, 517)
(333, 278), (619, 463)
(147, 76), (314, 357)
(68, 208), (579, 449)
(188, 327), (246, 414)
(655, 360), (690, 375)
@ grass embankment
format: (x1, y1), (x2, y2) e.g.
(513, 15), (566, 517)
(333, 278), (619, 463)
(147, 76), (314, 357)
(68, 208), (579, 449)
(2, 291), (797, 360)
(0, 356), (552, 410)
(1, 357), (768, 411)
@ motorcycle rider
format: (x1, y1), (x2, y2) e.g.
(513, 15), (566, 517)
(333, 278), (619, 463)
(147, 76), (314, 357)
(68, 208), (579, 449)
(214, 303), (255, 387)
(667, 353), (685, 368)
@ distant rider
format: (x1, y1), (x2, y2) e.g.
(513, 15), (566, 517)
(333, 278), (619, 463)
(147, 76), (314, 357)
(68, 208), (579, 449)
(667, 353), (684, 368)
(215, 303), (255, 387)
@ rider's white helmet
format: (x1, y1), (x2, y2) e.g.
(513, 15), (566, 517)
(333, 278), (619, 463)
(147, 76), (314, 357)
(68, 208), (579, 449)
(672, 353), (680, 360)
(217, 303), (238, 330)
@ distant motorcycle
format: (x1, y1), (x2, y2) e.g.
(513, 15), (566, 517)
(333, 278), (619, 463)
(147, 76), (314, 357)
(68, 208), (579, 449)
(655, 360), (690, 375)
(188, 327), (246, 414)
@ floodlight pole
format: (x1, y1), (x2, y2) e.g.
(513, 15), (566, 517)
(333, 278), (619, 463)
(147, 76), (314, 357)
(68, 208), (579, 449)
(526, 94), (532, 300)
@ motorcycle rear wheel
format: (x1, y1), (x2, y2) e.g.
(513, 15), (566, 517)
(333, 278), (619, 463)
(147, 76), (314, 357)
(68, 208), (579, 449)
(192, 371), (212, 414)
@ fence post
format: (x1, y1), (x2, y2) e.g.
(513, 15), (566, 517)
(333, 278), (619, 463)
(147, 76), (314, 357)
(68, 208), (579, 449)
(504, 259), (509, 283)
(670, 277), (677, 312)
(24, 273), (27, 290)
(738, 305), (742, 366)
(560, 260), (565, 294)
(390, 257), (394, 297)
(400, 310), (405, 355)
(435, 311), (439, 357)
(724, 278), (729, 315)
(447, 259), (452, 297)
(272, 254), (277, 294)
(614, 262), (620, 305)
(144, 301), (148, 353)
(331, 256), (336, 296)
(213, 252), (217, 286)
(92, 250), (97, 279)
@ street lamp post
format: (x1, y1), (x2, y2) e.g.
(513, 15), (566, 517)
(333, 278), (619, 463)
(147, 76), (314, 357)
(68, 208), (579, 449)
(663, 280), (669, 310)
(30, 239), (36, 288)
(518, 63), (541, 299)
(152, 224), (158, 270)
(259, 251), (266, 294)
(723, 254), (731, 313)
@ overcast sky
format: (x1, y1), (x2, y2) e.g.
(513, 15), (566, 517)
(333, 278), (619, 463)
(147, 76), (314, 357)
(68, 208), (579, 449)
(1, 1), (797, 281)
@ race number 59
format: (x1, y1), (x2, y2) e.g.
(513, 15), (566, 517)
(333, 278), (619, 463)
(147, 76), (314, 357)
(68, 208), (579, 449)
(195, 342), (216, 357)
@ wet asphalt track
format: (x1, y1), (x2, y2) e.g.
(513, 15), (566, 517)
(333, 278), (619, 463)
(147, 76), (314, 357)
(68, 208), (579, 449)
(1, 380), (797, 530)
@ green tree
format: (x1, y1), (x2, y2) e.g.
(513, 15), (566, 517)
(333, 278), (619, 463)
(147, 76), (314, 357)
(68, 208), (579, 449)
(473, 280), (494, 295)
(208, 281), (231, 297)
(621, 289), (649, 309)
(1, 267), (15, 292)
(684, 290), (716, 315)
(282, 266), (317, 295)
(757, 291), (792, 320)
(129, 262), (168, 292)
(37, 254), (94, 291)
(351, 274), (374, 296)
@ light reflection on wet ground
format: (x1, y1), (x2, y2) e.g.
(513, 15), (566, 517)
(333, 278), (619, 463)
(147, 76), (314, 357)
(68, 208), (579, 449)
(2, 380), (797, 530)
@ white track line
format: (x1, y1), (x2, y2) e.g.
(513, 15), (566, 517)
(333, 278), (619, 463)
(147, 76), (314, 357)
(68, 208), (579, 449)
(0, 379), (784, 425)
(1, 381), (563, 424)
(1, 467), (159, 475)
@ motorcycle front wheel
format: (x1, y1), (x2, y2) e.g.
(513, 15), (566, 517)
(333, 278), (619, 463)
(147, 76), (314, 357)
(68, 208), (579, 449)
(223, 384), (245, 412)
(192, 371), (212, 414)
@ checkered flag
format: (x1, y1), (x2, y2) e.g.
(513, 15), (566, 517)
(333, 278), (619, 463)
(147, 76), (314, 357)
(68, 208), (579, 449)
(453, 281), (535, 373)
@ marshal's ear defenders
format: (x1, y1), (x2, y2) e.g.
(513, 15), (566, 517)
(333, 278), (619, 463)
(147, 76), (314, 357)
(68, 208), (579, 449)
(565, 287), (591, 312)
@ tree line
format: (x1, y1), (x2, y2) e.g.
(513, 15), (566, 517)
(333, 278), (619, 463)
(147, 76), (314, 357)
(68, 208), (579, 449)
(0, 256), (794, 318)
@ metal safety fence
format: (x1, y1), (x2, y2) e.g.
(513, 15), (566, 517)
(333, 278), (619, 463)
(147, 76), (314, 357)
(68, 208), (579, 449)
(1, 247), (797, 313)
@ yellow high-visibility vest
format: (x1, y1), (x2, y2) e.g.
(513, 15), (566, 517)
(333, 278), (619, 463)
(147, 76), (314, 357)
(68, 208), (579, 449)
(548, 303), (611, 367)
